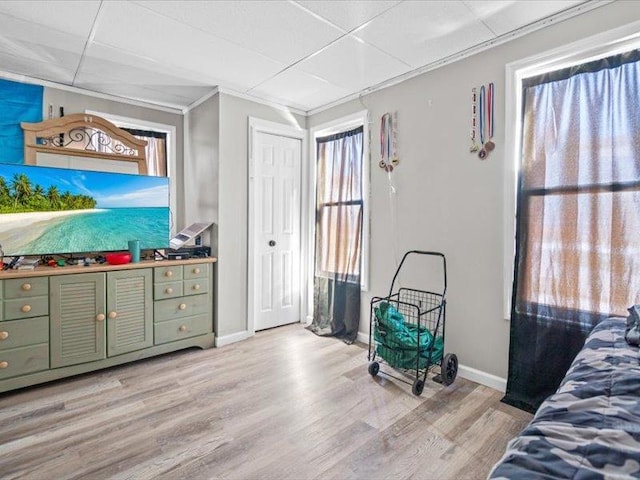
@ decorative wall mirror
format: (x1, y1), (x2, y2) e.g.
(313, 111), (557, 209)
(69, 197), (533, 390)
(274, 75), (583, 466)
(21, 113), (148, 175)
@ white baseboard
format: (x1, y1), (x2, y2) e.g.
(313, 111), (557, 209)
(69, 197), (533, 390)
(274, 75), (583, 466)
(457, 364), (507, 393)
(215, 330), (253, 347)
(358, 330), (507, 392)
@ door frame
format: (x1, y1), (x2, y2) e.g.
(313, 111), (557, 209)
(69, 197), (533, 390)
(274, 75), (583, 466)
(248, 117), (307, 335)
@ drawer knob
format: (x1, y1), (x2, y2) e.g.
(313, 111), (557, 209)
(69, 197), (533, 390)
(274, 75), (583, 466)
(165, 287), (173, 294)
(179, 325), (187, 332)
(21, 305), (32, 313)
(96, 314), (105, 322)
(165, 271), (173, 277)
(192, 284), (201, 291)
(178, 303), (187, 310)
(21, 283), (32, 291)
(0, 331), (8, 340)
(0, 361), (8, 369)
(108, 311), (118, 319)
(193, 268), (200, 274)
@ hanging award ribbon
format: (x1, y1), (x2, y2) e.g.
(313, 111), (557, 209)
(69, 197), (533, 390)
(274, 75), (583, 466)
(478, 85), (487, 159)
(379, 112), (399, 172)
(485, 82), (495, 152)
(470, 88), (479, 152)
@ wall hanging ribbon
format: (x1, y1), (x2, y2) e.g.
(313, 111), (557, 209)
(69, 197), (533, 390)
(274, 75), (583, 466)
(379, 112), (399, 172)
(469, 82), (496, 160)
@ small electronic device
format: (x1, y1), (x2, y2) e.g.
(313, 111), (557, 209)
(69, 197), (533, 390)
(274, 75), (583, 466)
(169, 222), (213, 250)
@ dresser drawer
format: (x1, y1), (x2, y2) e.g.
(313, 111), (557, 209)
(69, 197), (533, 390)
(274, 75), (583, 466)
(183, 263), (208, 280)
(4, 277), (48, 299)
(183, 278), (208, 296)
(154, 294), (211, 322)
(0, 343), (49, 380)
(154, 314), (211, 345)
(4, 296), (49, 320)
(153, 281), (183, 300)
(154, 266), (183, 283)
(0, 317), (48, 351)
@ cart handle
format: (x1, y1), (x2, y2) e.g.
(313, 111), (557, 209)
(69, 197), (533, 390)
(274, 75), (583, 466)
(388, 250), (447, 298)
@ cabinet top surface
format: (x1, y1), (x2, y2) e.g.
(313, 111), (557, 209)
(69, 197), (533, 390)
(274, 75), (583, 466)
(0, 257), (217, 280)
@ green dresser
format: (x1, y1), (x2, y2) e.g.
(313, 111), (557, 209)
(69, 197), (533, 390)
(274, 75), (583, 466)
(153, 263), (213, 345)
(0, 258), (215, 394)
(0, 277), (50, 380)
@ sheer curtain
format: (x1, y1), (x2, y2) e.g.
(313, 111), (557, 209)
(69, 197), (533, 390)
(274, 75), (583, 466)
(123, 128), (167, 177)
(307, 127), (363, 344)
(503, 50), (640, 412)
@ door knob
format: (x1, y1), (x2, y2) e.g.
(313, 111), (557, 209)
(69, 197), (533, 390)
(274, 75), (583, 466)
(268, 240), (276, 247)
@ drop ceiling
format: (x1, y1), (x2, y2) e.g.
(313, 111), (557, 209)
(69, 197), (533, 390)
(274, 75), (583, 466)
(0, 0), (594, 113)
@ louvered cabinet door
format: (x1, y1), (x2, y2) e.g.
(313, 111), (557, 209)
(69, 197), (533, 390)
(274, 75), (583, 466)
(50, 273), (106, 368)
(106, 269), (152, 357)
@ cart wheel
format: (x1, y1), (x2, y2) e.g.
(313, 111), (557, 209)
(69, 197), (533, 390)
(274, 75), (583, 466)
(442, 353), (458, 386)
(412, 378), (425, 396)
(368, 361), (380, 377)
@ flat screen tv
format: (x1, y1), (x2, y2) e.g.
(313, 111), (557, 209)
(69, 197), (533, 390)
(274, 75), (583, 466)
(0, 162), (170, 257)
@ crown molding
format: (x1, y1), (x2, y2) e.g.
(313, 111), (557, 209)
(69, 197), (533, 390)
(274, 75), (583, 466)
(0, 70), (185, 115)
(185, 86), (308, 117)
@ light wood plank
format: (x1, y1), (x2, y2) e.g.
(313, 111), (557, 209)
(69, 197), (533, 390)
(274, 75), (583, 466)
(0, 324), (531, 479)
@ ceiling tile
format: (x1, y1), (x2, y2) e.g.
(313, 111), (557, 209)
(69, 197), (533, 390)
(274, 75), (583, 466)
(74, 56), (213, 107)
(93, 1), (285, 92)
(75, 74), (199, 107)
(0, 50), (77, 84)
(296, 35), (411, 92)
(81, 43), (213, 90)
(295, 0), (402, 31)
(0, 12), (88, 56)
(0, 0), (100, 38)
(249, 68), (352, 111)
(353, 0), (495, 68)
(134, 0), (345, 65)
(462, 1), (585, 36)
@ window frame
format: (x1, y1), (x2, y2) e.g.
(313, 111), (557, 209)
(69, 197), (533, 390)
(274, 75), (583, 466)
(309, 111), (370, 299)
(503, 20), (640, 320)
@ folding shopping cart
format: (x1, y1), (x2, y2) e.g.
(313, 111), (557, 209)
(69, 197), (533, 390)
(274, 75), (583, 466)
(367, 250), (457, 396)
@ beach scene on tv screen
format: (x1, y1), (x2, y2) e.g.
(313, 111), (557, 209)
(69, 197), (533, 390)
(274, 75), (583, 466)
(0, 163), (170, 256)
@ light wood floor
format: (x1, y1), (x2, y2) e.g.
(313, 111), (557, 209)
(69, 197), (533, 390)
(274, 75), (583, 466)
(0, 324), (532, 480)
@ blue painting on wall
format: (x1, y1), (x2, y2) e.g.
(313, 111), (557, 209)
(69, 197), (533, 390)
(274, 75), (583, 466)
(0, 78), (43, 164)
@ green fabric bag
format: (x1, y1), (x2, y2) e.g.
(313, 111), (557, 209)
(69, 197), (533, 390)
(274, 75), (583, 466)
(373, 301), (443, 369)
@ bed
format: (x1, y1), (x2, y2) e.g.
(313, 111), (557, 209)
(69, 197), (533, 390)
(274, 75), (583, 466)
(489, 317), (640, 479)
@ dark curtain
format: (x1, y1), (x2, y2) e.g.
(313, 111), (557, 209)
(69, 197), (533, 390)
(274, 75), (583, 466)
(503, 50), (640, 413)
(0, 78), (43, 163)
(307, 126), (363, 344)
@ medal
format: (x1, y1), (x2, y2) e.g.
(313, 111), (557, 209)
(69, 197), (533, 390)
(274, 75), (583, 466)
(478, 85), (487, 159)
(470, 88), (479, 152)
(485, 82), (495, 153)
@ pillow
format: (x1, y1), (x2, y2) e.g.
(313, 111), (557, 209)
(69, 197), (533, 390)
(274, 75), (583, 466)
(626, 305), (640, 346)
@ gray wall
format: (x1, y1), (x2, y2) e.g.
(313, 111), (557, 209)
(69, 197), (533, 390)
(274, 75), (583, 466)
(217, 93), (306, 337)
(308, 1), (640, 380)
(44, 88), (185, 226)
(183, 94), (220, 230)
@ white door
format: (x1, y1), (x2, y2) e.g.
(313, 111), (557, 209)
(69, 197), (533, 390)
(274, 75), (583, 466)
(253, 132), (301, 331)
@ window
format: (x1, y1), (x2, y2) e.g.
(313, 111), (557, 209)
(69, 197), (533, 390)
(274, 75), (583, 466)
(121, 128), (167, 177)
(516, 50), (640, 319)
(310, 111), (370, 290)
(503, 24), (640, 319)
(315, 126), (364, 283)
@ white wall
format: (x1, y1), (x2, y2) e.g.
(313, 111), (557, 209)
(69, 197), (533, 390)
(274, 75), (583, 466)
(308, 1), (640, 381)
